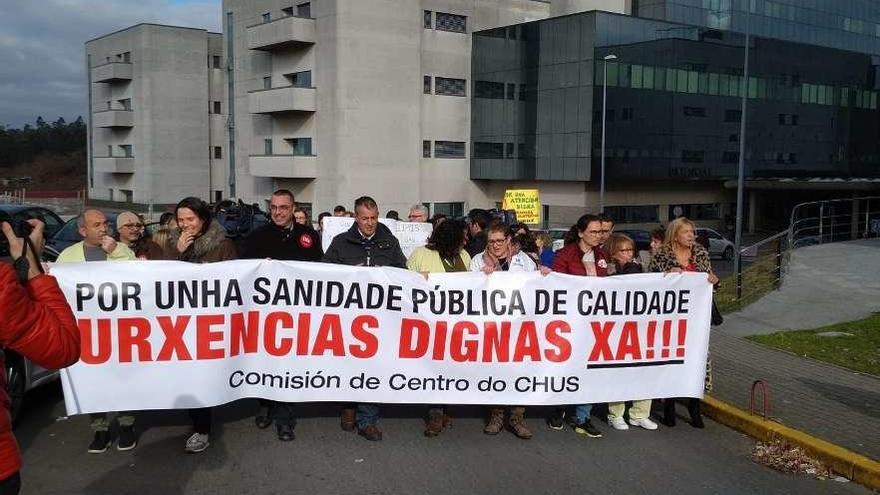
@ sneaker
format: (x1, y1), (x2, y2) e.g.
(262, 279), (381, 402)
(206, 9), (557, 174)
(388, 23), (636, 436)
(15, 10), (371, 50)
(628, 417), (659, 430)
(573, 419), (603, 438)
(87, 431), (111, 454)
(276, 423), (295, 441)
(609, 416), (629, 431)
(255, 406), (272, 429)
(547, 409), (566, 431)
(184, 432), (210, 453)
(117, 425), (137, 451)
(358, 424), (383, 441)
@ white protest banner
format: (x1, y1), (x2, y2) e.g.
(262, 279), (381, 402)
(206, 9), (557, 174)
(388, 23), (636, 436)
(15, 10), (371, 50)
(53, 260), (711, 415)
(321, 217), (432, 258)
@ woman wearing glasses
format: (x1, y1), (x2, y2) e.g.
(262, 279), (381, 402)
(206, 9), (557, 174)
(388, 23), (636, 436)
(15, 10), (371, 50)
(547, 214), (609, 438)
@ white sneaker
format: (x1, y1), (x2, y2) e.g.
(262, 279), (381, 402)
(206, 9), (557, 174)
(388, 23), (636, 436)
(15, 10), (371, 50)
(628, 417), (659, 430)
(184, 432), (210, 453)
(609, 416), (629, 430)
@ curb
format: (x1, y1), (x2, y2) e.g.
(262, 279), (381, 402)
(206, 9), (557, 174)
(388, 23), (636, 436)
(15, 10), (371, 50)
(702, 396), (880, 490)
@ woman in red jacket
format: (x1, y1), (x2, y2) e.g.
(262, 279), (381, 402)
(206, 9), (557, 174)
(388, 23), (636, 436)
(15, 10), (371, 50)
(547, 214), (608, 438)
(0, 219), (81, 495)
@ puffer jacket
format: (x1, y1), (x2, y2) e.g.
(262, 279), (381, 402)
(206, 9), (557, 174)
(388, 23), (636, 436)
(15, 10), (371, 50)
(170, 220), (237, 264)
(322, 222), (406, 268)
(0, 265), (80, 480)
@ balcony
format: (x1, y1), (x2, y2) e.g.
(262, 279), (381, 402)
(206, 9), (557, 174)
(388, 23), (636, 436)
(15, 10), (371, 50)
(94, 157), (135, 174)
(92, 62), (132, 83)
(93, 110), (133, 128)
(248, 86), (316, 114)
(249, 155), (316, 178)
(247, 16), (316, 50)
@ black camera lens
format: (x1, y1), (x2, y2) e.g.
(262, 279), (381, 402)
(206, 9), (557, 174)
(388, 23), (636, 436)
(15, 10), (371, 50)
(13, 219), (33, 238)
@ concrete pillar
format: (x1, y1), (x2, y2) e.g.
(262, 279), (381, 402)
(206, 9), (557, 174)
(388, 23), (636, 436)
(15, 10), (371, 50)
(747, 189), (757, 233)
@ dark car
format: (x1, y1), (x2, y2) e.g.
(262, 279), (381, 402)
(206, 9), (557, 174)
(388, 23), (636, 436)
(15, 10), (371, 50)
(0, 205), (65, 258)
(616, 229), (652, 252)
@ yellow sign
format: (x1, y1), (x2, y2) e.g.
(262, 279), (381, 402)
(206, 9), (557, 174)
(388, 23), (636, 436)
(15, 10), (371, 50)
(502, 189), (541, 225)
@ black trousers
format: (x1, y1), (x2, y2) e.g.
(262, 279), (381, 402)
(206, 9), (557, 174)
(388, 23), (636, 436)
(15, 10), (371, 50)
(188, 408), (212, 434)
(0, 471), (21, 495)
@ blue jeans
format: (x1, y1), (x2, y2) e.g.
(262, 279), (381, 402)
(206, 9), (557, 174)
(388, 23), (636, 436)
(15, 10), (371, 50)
(574, 403), (593, 423)
(356, 403), (380, 429)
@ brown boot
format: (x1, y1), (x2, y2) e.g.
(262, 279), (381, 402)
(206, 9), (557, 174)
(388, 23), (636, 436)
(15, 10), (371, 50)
(483, 408), (504, 435)
(425, 412), (444, 437)
(358, 424), (383, 441)
(508, 407), (533, 439)
(340, 408), (356, 432)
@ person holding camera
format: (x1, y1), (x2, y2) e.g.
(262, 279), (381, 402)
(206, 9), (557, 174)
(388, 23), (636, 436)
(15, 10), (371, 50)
(0, 218), (81, 494)
(56, 209), (136, 454)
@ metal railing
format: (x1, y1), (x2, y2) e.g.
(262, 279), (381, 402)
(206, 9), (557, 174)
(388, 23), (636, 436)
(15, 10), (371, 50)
(720, 196), (880, 312)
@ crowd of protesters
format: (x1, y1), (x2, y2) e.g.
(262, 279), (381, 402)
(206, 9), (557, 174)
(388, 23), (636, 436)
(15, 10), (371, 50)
(21, 191), (720, 469)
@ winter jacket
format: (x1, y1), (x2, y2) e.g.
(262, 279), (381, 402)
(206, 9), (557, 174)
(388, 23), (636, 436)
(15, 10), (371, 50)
(612, 260), (644, 276)
(56, 241), (135, 263)
(0, 265), (80, 479)
(551, 242), (610, 277)
(241, 222), (322, 261)
(322, 222), (406, 268)
(647, 244), (712, 274)
(171, 220), (237, 264)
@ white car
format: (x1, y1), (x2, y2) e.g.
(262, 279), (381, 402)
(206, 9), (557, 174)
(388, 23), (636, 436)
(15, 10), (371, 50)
(696, 228), (735, 260)
(549, 228), (569, 251)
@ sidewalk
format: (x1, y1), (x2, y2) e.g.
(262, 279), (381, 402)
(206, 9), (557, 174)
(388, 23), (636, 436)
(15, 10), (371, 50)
(708, 239), (880, 461)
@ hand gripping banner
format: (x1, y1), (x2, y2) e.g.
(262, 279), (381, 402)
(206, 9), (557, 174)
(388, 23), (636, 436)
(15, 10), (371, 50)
(52, 260), (712, 414)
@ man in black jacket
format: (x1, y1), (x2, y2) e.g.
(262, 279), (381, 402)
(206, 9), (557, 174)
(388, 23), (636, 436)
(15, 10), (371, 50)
(241, 189), (321, 441)
(322, 196), (405, 441)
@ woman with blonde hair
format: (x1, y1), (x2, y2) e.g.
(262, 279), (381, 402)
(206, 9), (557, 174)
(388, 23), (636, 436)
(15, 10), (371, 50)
(648, 217), (718, 428)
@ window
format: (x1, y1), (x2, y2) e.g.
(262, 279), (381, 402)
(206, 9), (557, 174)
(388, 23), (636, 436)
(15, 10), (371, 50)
(212, 101), (221, 114)
(506, 83), (515, 100)
(604, 205), (659, 223)
(435, 77), (465, 96)
(669, 203), (721, 221)
(288, 70), (311, 88)
(214, 146), (222, 159)
(473, 142), (504, 159)
(724, 109), (741, 122)
(289, 138), (312, 156)
(424, 75), (432, 94)
(423, 10), (432, 29)
(729, 134), (738, 142)
(432, 202), (464, 218)
(263, 76), (272, 89)
(119, 98), (131, 110)
(505, 142), (514, 158)
(282, 6), (294, 16)
(474, 81), (504, 99)
(122, 52), (131, 63)
(423, 140), (431, 158)
(683, 106), (706, 117)
(434, 141), (465, 158)
(120, 145), (133, 158)
(262, 12), (271, 23)
(213, 55), (221, 68)
(778, 113), (799, 126)
(621, 107), (634, 120)
(681, 150), (704, 163)
(264, 138), (273, 155)
(107, 144), (113, 157)
(215, 191), (223, 203)
(296, 2), (311, 18)
(722, 151), (739, 163)
(121, 190), (133, 203)
(435, 12), (466, 33)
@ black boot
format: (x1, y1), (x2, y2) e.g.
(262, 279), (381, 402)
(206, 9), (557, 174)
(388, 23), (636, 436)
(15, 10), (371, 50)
(688, 399), (704, 429)
(663, 399), (676, 427)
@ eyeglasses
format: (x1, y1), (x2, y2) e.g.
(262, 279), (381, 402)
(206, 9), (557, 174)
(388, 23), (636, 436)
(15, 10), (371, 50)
(488, 238), (507, 245)
(618, 248), (634, 252)
(122, 223), (144, 229)
(585, 230), (603, 236)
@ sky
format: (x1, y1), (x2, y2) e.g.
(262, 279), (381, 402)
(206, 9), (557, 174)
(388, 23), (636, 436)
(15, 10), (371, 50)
(0, 0), (221, 129)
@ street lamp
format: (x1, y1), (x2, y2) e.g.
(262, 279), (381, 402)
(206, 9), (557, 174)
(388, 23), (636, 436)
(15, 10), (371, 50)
(734, 10), (750, 300)
(600, 54), (617, 213)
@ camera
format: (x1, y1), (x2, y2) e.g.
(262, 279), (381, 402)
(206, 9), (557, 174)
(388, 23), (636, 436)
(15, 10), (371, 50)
(0, 212), (34, 239)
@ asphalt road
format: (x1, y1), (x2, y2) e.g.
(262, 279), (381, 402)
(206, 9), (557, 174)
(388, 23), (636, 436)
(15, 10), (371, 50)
(13, 382), (871, 495)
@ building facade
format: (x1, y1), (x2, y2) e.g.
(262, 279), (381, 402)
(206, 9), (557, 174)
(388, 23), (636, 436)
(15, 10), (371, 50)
(471, 10), (880, 230)
(85, 24), (227, 207)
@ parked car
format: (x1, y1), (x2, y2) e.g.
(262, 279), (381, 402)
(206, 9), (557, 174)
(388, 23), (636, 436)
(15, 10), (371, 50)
(615, 229), (652, 252)
(548, 228), (569, 251)
(0, 205), (65, 258)
(0, 205), (67, 423)
(44, 211), (125, 262)
(696, 227), (735, 260)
